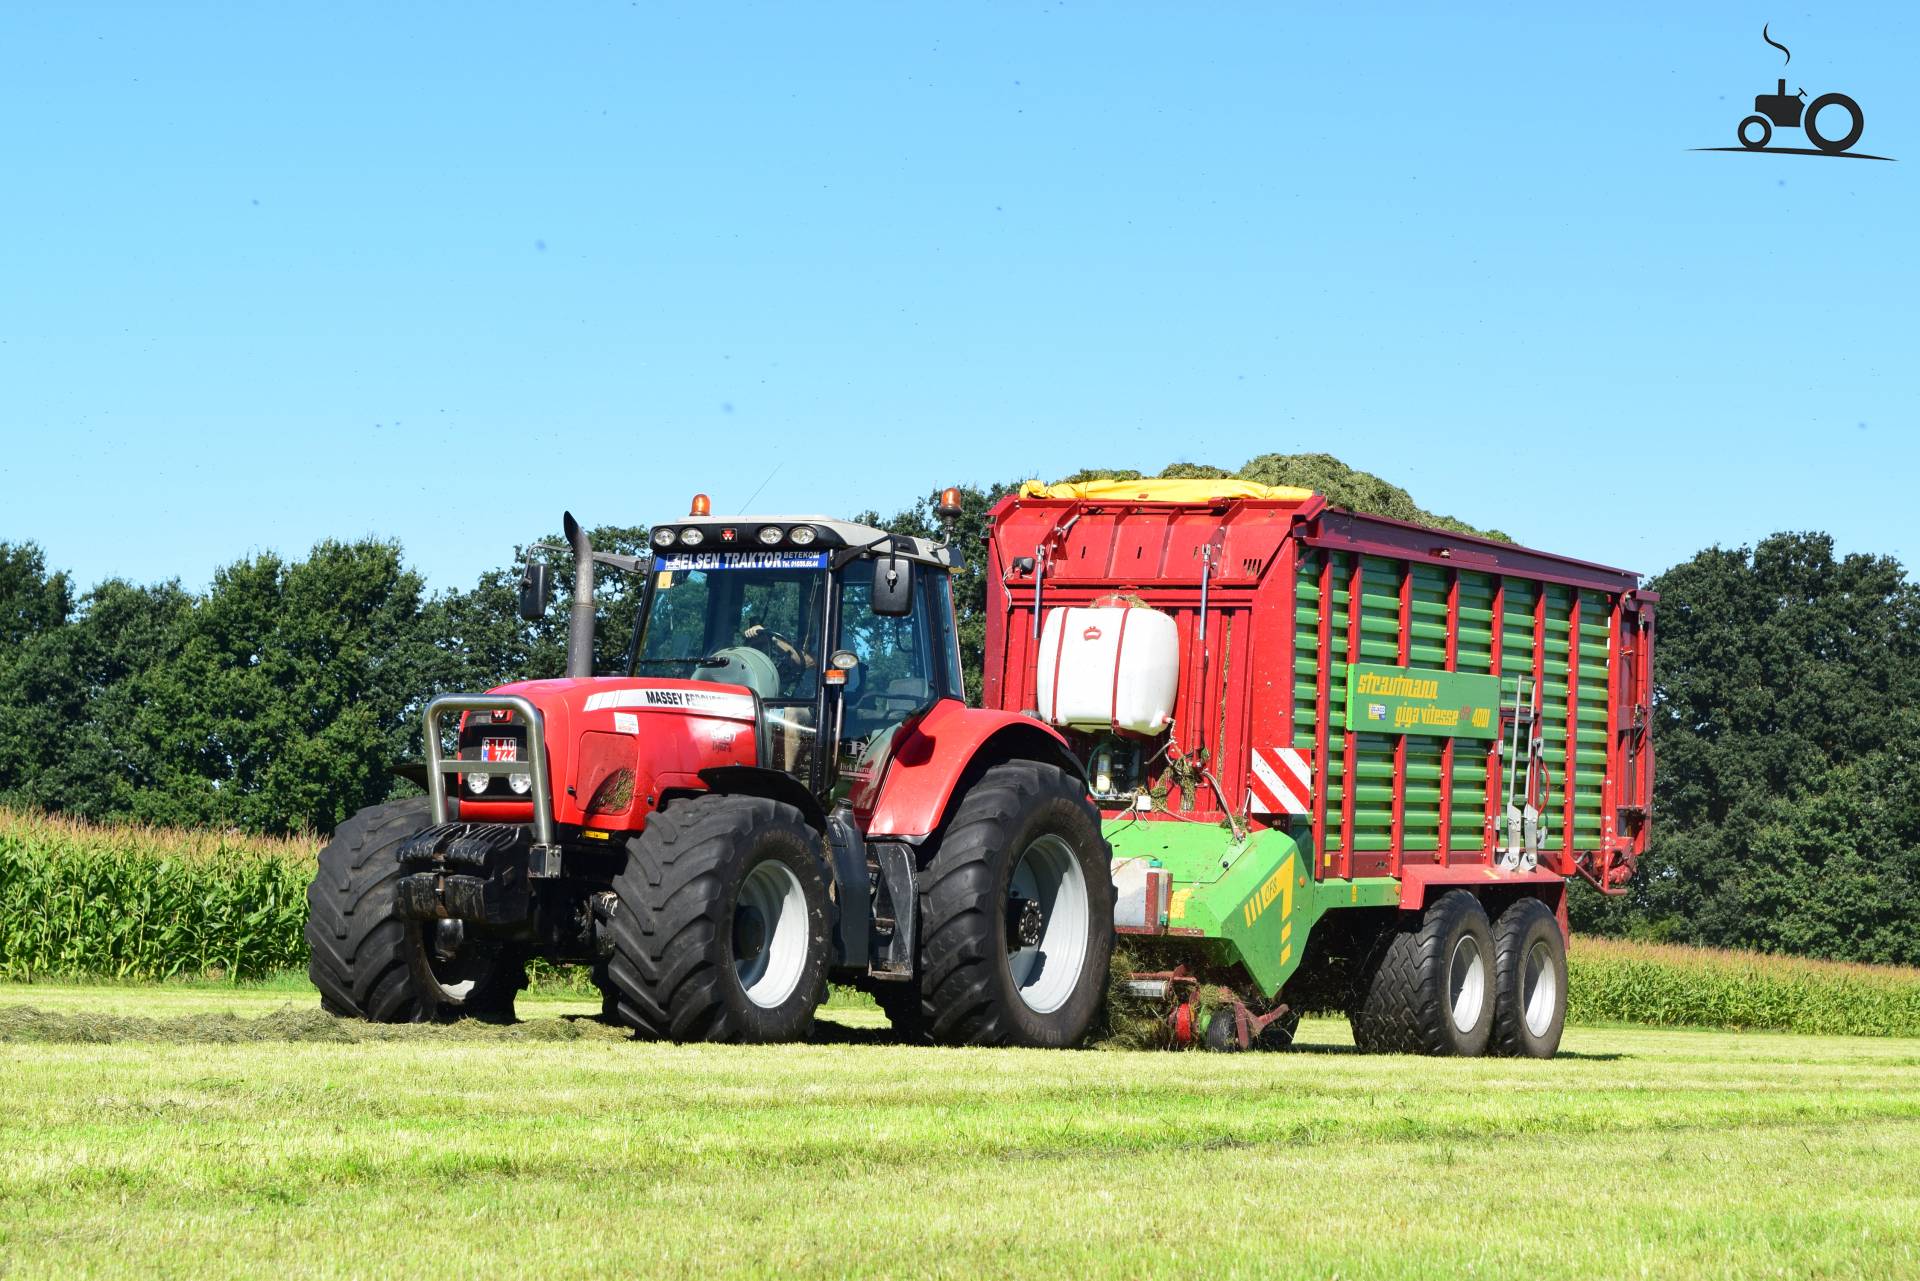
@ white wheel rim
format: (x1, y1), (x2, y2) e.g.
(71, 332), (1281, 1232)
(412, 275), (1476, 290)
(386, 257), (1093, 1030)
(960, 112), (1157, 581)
(1522, 938), (1558, 1037)
(1448, 934), (1487, 1034)
(735, 859), (809, 1009)
(1006, 833), (1090, 1015)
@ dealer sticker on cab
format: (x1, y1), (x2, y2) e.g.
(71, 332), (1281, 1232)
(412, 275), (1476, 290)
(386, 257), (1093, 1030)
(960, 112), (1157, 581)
(654, 550), (829, 572)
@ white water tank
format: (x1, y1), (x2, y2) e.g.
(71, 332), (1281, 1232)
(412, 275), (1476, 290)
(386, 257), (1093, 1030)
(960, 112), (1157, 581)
(1035, 604), (1179, 736)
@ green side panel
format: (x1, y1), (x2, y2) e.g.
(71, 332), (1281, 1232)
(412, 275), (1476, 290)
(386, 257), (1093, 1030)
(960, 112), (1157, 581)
(1296, 551), (1617, 862)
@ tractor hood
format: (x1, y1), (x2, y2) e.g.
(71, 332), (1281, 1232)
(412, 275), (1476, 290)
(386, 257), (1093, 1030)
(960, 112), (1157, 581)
(454, 676), (760, 830)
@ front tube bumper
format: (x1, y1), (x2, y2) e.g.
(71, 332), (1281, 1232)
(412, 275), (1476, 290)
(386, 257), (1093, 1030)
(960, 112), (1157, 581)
(423, 693), (561, 876)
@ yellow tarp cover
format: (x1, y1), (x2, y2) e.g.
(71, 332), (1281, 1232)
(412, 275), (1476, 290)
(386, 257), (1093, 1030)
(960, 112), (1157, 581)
(1018, 478), (1316, 504)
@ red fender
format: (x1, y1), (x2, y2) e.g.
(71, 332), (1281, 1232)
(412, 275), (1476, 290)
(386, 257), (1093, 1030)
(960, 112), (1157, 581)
(1396, 865), (1570, 938)
(860, 699), (1084, 842)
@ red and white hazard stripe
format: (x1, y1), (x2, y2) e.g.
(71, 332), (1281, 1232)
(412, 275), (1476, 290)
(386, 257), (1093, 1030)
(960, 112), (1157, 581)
(1247, 746), (1312, 818)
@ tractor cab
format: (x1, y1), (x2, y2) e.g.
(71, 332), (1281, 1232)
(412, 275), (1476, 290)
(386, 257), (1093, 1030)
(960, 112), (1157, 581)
(629, 504), (967, 804)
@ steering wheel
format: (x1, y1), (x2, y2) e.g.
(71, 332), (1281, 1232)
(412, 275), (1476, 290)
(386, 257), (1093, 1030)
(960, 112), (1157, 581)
(743, 624), (807, 682)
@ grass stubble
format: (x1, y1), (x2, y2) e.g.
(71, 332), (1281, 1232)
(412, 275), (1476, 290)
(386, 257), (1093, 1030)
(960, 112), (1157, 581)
(1, 983), (1918, 1280)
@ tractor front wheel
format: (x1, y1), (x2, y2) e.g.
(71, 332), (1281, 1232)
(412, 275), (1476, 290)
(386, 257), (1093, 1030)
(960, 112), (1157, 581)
(916, 760), (1115, 1047)
(599, 793), (832, 1042)
(306, 797), (525, 1022)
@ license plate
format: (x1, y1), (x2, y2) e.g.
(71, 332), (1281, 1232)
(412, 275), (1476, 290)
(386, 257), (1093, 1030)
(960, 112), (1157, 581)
(481, 737), (518, 762)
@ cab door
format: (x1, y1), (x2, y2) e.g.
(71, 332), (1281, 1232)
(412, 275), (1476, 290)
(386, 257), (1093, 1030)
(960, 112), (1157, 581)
(828, 568), (951, 814)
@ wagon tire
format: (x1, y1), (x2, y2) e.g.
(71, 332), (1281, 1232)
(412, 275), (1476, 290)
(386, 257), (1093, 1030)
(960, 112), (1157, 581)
(306, 797), (525, 1023)
(1490, 898), (1567, 1058)
(1348, 890), (1494, 1056)
(598, 793), (832, 1043)
(916, 760), (1115, 1047)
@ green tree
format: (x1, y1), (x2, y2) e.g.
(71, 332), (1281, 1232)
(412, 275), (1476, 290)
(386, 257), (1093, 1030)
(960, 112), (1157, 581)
(1573, 533), (1920, 961)
(1, 579), (194, 822)
(1, 545), (204, 821)
(0, 542), (71, 649)
(0, 543), (75, 798)
(116, 540), (440, 833)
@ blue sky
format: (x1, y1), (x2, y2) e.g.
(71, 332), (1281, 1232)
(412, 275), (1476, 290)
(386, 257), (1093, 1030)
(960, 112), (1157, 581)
(2, 2), (1914, 595)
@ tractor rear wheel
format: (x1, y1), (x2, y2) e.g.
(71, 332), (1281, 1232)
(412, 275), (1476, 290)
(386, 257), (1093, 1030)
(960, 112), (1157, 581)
(1348, 890), (1494, 1056)
(1490, 898), (1567, 1058)
(306, 797), (525, 1022)
(599, 793), (832, 1042)
(916, 760), (1114, 1047)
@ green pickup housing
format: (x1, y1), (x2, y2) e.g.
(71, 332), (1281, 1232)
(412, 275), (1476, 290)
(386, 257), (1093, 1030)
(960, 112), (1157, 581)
(1106, 820), (1399, 998)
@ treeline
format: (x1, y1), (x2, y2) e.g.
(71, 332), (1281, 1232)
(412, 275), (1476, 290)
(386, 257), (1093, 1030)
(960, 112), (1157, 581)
(3, 453), (1917, 963)
(1569, 531), (1920, 965)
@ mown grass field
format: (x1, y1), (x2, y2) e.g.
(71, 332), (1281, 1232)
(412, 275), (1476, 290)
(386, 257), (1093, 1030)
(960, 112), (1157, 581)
(3, 982), (1919, 1280)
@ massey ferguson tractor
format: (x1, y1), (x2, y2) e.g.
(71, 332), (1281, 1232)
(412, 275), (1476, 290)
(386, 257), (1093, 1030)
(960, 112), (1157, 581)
(308, 492), (1114, 1046)
(309, 478), (1654, 1056)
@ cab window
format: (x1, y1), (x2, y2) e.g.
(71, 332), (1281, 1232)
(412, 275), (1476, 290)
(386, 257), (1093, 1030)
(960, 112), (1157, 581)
(836, 573), (935, 754)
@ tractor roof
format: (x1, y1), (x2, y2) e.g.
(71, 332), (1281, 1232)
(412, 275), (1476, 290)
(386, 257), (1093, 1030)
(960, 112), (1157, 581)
(652, 514), (961, 569)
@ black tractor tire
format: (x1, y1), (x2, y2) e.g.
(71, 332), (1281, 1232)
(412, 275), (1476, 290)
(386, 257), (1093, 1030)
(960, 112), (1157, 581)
(306, 797), (525, 1022)
(1737, 113), (1772, 150)
(915, 760), (1115, 1047)
(599, 793), (832, 1042)
(1803, 93), (1864, 154)
(1490, 897), (1568, 1058)
(863, 979), (929, 1041)
(1348, 890), (1495, 1056)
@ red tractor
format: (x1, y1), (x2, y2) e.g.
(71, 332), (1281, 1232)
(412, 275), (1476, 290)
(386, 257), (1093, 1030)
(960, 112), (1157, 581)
(306, 496), (1114, 1045)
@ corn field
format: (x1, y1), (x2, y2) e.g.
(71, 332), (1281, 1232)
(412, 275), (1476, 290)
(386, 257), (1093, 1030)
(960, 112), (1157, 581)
(0, 809), (313, 981)
(1568, 937), (1920, 1038)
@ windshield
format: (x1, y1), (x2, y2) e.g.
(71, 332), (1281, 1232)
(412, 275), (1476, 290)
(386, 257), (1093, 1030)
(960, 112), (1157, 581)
(633, 554), (828, 703)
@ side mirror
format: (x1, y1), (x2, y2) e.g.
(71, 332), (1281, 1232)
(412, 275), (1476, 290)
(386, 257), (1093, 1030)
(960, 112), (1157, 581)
(871, 552), (914, 617)
(517, 559), (551, 622)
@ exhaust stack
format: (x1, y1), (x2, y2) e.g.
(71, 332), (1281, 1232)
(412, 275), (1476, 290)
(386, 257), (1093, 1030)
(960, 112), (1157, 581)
(563, 511), (596, 679)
